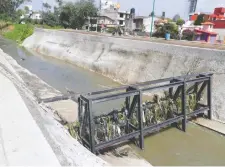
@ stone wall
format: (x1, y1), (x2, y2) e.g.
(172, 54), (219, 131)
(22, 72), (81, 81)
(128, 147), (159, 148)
(23, 28), (225, 122)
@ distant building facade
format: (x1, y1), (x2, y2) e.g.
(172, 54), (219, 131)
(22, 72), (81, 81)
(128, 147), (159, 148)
(189, 7), (225, 29)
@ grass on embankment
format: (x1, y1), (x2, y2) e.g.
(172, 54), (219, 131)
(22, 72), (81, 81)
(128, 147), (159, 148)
(35, 24), (63, 29)
(3, 24), (34, 44)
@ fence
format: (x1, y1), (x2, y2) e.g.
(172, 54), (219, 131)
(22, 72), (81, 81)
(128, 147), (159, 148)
(78, 73), (213, 153)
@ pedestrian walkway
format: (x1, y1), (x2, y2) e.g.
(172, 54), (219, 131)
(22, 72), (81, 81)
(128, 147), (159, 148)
(0, 73), (60, 166)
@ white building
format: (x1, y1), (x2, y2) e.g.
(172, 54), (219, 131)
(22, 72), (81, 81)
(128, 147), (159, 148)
(133, 16), (160, 33)
(30, 13), (42, 20)
(117, 11), (130, 26)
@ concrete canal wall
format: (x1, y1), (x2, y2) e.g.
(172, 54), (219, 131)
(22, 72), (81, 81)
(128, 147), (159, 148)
(23, 28), (225, 122)
(0, 48), (109, 166)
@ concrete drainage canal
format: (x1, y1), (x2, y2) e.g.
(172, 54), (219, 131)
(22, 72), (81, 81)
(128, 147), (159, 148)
(1, 38), (225, 166)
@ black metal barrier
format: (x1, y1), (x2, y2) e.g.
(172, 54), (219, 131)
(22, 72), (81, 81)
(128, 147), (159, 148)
(78, 73), (213, 153)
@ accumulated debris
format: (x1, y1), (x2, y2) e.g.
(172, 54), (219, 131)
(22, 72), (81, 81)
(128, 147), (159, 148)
(73, 91), (199, 145)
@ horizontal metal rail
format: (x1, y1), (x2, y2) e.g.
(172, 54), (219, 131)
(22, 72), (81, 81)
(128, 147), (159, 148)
(95, 131), (140, 150)
(84, 73), (212, 97)
(187, 107), (209, 117)
(141, 82), (183, 92)
(91, 90), (139, 104)
(143, 115), (184, 134)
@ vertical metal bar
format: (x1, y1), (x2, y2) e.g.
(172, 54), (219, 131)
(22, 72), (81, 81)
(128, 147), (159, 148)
(169, 80), (174, 98)
(207, 76), (212, 120)
(194, 83), (198, 94)
(126, 88), (131, 112)
(138, 90), (144, 149)
(182, 81), (187, 132)
(88, 100), (95, 153)
(126, 88), (130, 133)
(78, 98), (82, 136)
(78, 97), (81, 119)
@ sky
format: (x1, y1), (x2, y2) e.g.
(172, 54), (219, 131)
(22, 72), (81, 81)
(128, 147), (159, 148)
(25, 0), (225, 20)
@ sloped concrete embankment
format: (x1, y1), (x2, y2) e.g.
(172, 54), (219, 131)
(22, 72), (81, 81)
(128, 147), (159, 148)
(23, 28), (225, 122)
(0, 48), (108, 166)
(0, 52), (60, 166)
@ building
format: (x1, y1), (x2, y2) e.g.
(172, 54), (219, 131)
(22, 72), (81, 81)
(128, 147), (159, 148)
(189, 7), (225, 28)
(30, 12), (42, 20)
(194, 22), (218, 43)
(117, 11), (130, 26)
(98, 0), (131, 27)
(133, 16), (161, 33)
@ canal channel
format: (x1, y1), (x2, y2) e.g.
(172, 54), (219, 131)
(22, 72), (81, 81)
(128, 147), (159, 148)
(1, 38), (225, 166)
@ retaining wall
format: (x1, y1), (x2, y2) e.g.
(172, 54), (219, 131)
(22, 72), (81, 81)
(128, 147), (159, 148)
(23, 28), (225, 122)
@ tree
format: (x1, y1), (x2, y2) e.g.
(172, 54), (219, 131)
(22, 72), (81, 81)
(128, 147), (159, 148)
(24, 6), (29, 14)
(59, 0), (97, 29)
(43, 2), (51, 11)
(150, 11), (155, 17)
(55, 0), (63, 7)
(59, 2), (72, 28)
(17, 9), (25, 16)
(173, 14), (180, 22)
(194, 14), (204, 25)
(0, 0), (31, 20)
(42, 12), (59, 27)
(176, 18), (185, 26)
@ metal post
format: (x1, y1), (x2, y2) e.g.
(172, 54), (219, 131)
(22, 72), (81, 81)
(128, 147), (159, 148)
(207, 76), (212, 120)
(125, 88), (130, 133)
(78, 98), (83, 136)
(138, 90), (144, 149)
(88, 100), (95, 153)
(150, 0), (156, 37)
(169, 80), (174, 98)
(78, 98), (82, 122)
(126, 88), (130, 111)
(182, 81), (187, 132)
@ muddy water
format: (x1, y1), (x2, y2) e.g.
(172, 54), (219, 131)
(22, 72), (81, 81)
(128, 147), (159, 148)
(1, 38), (225, 166)
(131, 123), (225, 166)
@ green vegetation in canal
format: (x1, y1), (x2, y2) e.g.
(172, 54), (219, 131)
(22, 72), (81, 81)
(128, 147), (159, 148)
(3, 24), (34, 43)
(67, 89), (201, 147)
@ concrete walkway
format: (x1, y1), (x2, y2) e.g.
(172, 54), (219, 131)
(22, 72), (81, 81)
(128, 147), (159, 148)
(0, 73), (60, 166)
(193, 118), (225, 135)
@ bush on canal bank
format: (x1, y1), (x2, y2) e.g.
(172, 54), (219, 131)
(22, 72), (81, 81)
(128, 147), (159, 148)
(0, 20), (12, 30)
(3, 24), (34, 44)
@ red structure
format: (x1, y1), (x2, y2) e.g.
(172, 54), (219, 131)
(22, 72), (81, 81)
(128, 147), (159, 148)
(189, 7), (225, 28)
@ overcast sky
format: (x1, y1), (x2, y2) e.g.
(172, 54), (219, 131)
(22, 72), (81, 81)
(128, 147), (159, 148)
(26, 0), (225, 20)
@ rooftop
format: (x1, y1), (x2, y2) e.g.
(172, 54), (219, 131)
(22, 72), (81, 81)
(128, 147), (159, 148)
(201, 22), (214, 25)
(194, 29), (217, 35)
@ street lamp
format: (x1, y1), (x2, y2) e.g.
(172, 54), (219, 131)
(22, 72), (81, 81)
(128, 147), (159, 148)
(150, 0), (156, 37)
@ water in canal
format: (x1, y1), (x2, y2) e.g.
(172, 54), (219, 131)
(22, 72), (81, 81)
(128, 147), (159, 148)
(1, 38), (225, 166)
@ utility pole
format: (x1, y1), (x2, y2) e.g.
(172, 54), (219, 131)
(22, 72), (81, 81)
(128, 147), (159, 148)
(150, 0), (156, 37)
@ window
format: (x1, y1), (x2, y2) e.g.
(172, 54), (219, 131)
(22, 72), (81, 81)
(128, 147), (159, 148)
(119, 20), (123, 25)
(120, 13), (124, 18)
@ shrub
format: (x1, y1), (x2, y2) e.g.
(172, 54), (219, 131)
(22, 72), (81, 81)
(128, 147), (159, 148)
(3, 24), (34, 43)
(153, 22), (178, 39)
(182, 29), (195, 41)
(106, 27), (115, 33)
